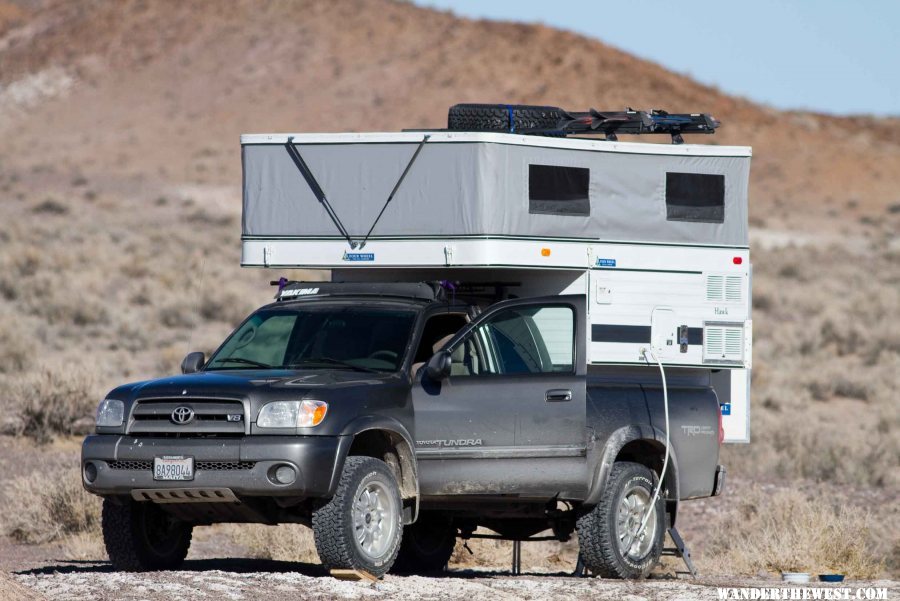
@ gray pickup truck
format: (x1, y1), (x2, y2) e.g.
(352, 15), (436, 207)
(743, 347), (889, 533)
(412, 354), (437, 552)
(82, 281), (724, 578)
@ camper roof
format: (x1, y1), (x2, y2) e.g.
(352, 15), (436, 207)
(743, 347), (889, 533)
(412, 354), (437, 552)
(240, 131), (751, 158)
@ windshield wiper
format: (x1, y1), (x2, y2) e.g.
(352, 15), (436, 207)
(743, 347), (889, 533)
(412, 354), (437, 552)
(209, 357), (275, 370)
(288, 357), (381, 373)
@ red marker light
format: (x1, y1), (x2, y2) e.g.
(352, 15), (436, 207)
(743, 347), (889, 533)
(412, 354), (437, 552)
(733, 257), (743, 265)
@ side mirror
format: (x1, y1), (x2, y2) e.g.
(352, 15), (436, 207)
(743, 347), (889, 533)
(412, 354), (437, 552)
(425, 350), (452, 380)
(181, 351), (205, 374)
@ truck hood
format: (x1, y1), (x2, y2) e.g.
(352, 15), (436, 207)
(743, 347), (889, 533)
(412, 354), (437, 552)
(110, 369), (397, 401)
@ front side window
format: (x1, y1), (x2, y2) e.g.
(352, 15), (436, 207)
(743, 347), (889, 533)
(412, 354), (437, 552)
(206, 305), (417, 372)
(528, 164), (590, 216)
(450, 305), (575, 376)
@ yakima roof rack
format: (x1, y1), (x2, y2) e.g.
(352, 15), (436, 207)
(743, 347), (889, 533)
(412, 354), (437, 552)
(445, 103), (720, 144)
(270, 279), (522, 304)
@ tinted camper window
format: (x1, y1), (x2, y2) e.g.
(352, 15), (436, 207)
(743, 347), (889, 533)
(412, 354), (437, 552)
(528, 165), (590, 216)
(665, 172), (725, 223)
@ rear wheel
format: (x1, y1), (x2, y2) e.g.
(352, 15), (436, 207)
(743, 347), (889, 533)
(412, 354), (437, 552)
(576, 462), (664, 578)
(102, 498), (193, 571)
(391, 512), (455, 574)
(312, 456), (403, 577)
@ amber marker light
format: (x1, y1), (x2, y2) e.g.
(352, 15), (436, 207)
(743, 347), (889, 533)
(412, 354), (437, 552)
(541, 248), (551, 257)
(301, 400), (329, 427)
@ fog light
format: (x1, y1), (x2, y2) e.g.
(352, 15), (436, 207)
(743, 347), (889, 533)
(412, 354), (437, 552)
(83, 462), (98, 483)
(274, 465), (296, 485)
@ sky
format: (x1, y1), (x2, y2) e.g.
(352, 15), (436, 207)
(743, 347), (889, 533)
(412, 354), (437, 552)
(416, 0), (899, 116)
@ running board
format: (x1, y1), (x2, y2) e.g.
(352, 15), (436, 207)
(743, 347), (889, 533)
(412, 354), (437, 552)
(131, 488), (239, 504)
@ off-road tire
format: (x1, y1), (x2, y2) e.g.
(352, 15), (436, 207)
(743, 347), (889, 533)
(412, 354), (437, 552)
(312, 456), (403, 578)
(391, 512), (455, 574)
(101, 498), (193, 571)
(576, 462), (665, 579)
(448, 103), (565, 132)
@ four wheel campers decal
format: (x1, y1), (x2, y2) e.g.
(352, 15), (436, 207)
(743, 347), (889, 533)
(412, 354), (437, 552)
(342, 251), (375, 261)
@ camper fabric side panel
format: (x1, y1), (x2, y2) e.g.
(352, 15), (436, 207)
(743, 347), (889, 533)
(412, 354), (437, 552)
(243, 141), (750, 246)
(242, 142), (485, 238)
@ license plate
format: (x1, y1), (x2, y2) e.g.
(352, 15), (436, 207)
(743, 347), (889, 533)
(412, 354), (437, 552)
(153, 456), (194, 481)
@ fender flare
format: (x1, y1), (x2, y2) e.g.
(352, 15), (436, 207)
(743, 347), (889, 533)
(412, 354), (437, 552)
(331, 414), (420, 522)
(584, 424), (679, 510)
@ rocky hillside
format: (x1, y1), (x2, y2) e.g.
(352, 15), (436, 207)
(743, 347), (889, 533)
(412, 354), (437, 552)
(0, 0), (898, 231)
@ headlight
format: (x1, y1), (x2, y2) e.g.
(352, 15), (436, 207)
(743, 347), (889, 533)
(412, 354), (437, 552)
(96, 399), (125, 427)
(257, 400), (328, 428)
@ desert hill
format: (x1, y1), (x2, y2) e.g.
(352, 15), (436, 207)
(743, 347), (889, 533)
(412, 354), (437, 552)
(0, 0), (898, 230)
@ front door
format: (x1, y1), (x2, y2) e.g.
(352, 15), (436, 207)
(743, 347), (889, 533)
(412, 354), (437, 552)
(411, 295), (587, 500)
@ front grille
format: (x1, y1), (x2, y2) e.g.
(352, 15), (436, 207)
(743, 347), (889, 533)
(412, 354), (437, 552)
(197, 461), (256, 471)
(108, 460), (256, 471)
(109, 460), (152, 470)
(128, 398), (246, 436)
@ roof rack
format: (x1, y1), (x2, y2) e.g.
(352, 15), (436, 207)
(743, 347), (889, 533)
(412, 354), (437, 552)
(443, 104), (720, 144)
(270, 280), (522, 304)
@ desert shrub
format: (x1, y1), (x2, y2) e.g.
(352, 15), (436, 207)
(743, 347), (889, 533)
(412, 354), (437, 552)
(703, 489), (883, 578)
(0, 316), (33, 373)
(1, 464), (101, 544)
(230, 523), (319, 563)
(31, 198), (68, 215)
(12, 367), (96, 443)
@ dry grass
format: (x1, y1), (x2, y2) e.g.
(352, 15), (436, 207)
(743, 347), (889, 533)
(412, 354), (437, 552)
(1, 464), (100, 545)
(229, 524), (320, 564)
(702, 488), (884, 578)
(8, 367), (96, 444)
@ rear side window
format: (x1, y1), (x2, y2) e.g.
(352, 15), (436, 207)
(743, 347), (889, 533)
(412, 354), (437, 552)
(528, 164), (590, 216)
(665, 172), (725, 223)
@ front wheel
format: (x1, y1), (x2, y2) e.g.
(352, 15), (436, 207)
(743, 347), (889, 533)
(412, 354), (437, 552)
(101, 498), (193, 571)
(312, 456), (403, 577)
(576, 462), (665, 578)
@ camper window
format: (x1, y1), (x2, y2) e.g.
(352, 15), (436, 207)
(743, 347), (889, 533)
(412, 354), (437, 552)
(528, 164), (590, 216)
(665, 172), (725, 223)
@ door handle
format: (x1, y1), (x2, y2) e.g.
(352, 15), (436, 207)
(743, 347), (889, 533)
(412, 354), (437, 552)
(545, 389), (573, 402)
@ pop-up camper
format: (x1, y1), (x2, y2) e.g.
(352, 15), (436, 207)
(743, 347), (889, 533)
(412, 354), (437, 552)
(241, 120), (752, 442)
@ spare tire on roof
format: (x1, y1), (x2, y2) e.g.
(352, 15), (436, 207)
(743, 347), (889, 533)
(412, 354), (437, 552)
(447, 103), (565, 132)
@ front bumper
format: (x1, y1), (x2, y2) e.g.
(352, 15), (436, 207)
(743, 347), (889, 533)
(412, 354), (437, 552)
(81, 435), (349, 499)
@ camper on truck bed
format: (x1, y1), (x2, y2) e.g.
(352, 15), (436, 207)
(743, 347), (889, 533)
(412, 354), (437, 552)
(82, 104), (750, 578)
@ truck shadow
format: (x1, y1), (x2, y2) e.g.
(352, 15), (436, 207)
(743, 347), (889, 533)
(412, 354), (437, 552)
(17, 560), (579, 579)
(16, 558), (326, 577)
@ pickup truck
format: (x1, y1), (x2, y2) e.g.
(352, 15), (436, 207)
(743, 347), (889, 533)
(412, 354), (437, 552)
(82, 281), (725, 578)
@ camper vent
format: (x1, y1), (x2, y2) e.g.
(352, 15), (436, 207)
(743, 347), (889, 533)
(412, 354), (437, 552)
(703, 323), (745, 364)
(706, 274), (742, 303)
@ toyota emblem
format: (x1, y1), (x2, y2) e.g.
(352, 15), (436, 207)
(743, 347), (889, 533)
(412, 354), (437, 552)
(171, 406), (195, 425)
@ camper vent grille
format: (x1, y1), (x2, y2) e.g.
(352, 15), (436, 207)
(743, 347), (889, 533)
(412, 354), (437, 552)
(706, 274), (742, 302)
(703, 323), (744, 364)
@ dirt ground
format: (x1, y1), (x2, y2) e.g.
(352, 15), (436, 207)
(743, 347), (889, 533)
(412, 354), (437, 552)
(2, 538), (896, 601)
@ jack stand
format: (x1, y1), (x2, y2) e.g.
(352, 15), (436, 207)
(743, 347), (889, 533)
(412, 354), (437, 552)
(573, 554), (587, 577)
(664, 527), (698, 578)
(511, 540), (522, 575)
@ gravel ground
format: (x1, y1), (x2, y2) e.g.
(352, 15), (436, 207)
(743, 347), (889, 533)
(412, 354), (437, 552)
(6, 559), (898, 601)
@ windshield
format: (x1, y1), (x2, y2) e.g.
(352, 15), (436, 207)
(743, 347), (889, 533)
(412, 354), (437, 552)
(206, 305), (418, 372)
